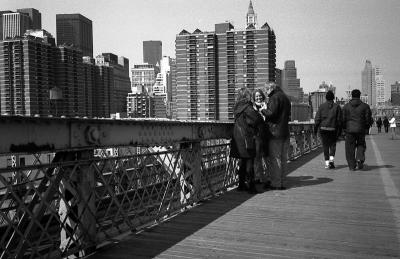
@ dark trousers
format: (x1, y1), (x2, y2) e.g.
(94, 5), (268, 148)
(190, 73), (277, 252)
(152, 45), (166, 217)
(384, 126), (389, 133)
(345, 133), (366, 169)
(377, 126), (382, 133)
(238, 158), (255, 187)
(320, 130), (337, 160)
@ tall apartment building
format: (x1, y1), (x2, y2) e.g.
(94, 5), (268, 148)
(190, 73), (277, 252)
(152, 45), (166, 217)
(0, 31), (55, 116)
(56, 45), (85, 117)
(82, 57), (95, 117)
(175, 1), (276, 121)
(282, 60), (303, 102)
(56, 14), (93, 57)
(143, 40), (162, 67)
(361, 60), (375, 107)
(94, 64), (113, 118)
(96, 53), (131, 116)
(391, 81), (400, 106)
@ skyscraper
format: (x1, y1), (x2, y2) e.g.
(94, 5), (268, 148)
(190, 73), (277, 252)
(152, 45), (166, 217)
(391, 81), (400, 106)
(361, 60), (375, 107)
(143, 40), (162, 67)
(281, 60), (303, 102)
(56, 14), (93, 57)
(175, 1), (276, 121)
(17, 8), (41, 29)
(375, 66), (386, 106)
(0, 11), (12, 40)
(2, 12), (31, 39)
(1, 8), (41, 40)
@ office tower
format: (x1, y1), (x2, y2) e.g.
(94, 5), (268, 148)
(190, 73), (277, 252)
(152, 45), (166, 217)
(281, 60), (303, 102)
(361, 60), (375, 107)
(391, 81), (400, 105)
(0, 11), (12, 40)
(2, 12), (31, 39)
(143, 40), (162, 67)
(127, 93), (152, 118)
(56, 45), (85, 117)
(0, 31), (56, 116)
(375, 66), (386, 106)
(131, 64), (156, 94)
(96, 53), (131, 116)
(175, 1), (276, 121)
(17, 8), (41, 30)
(56, 14), (93, 57)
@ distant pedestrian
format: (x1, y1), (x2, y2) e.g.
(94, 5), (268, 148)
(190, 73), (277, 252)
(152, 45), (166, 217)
(260, 82), (291, 190)
(376, 117), (382, 133)
(342, 89), (372, 171)
(230, 88), (265, 193)
(314, 90), (342, 169)
(383, 116), (389, 133)
(389, 115), (397, 139)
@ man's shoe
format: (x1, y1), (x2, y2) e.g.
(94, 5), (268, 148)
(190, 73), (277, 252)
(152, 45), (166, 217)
(356, 160), (364, 170)
(324, 165), (330, 170)
(329, 161), (335, 169)
(349, 166), (357, 171)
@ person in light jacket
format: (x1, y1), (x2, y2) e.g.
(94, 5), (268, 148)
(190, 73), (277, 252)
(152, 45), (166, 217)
(389, 115), (397, 139)
(314, 90), (342, 169)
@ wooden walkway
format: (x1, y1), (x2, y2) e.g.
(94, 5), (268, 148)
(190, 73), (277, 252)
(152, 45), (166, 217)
(90, 129), (400, 259)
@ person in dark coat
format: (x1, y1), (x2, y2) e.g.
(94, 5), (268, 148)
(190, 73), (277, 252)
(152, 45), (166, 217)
(342, 89), (372, 171)
(314, 90), (342, 169)
(230, 88), (265, 193)
(383, 116), (389, 133)
(376, 117), (382, 133)
(260, 83), (291, 190)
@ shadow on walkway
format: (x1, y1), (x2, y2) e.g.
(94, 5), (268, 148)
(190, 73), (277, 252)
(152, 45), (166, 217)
(362, 164), (394, 171)
(286, 175), (333, 189)
(90, 191), (256, 258)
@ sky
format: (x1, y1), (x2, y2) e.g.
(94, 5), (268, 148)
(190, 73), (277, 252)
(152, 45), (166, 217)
(2, 0), (400, 98)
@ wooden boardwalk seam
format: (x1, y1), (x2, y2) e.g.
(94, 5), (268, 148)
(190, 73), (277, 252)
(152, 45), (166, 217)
(90, 129), (400, 259)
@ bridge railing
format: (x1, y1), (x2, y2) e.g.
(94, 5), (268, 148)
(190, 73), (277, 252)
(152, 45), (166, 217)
(0, 116), (320, 258)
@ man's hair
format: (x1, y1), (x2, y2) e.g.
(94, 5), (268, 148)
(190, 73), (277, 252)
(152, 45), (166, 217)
(326, 90), (334, 101)
(351, 89), (361, 98)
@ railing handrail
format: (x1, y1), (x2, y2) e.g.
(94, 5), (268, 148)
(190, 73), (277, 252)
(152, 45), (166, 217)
(0, 116), (315, 155)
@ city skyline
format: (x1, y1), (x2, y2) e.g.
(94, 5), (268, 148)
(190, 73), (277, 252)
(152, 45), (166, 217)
(3, 0), (400, 98)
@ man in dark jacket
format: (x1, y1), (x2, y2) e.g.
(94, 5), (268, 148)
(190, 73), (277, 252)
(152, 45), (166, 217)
(342, 89), (372, 171)
(260, 83), (291, 190)
(314, 90), (342, 169)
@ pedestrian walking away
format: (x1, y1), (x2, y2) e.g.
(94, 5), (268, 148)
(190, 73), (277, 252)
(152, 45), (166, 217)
(342, 89), (372, 171)
(383, 116), (389, 133)
(314, 90), (342, 170)
(376, 117), (382, 133)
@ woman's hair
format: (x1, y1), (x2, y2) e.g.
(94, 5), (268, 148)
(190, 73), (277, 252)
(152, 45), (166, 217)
(236, 87), (252, 103)
(252, 88), (266, 102)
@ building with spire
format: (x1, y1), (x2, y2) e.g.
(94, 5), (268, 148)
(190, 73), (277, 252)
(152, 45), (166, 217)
(175, 1), (276, 121)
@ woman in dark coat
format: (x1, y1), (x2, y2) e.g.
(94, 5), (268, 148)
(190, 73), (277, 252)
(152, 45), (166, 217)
(230, 88), (264, 193)
(376, 117), (382, 133)
(383, 116), (389, 133)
